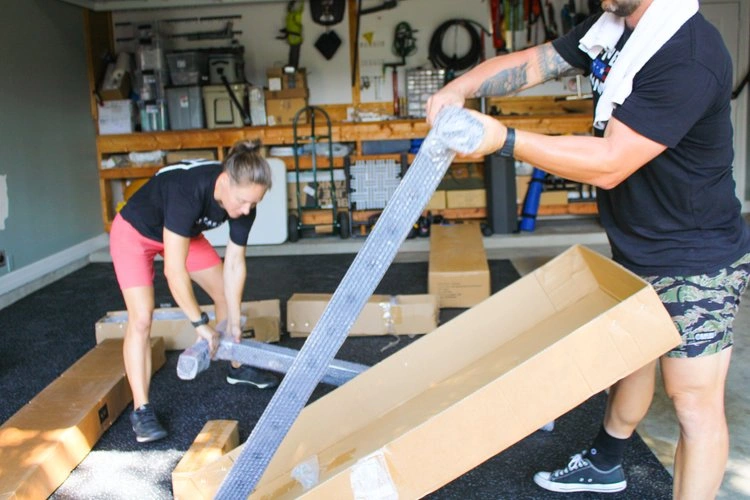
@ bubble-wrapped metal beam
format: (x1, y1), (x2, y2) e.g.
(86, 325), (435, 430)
(216, 107), (485, 499)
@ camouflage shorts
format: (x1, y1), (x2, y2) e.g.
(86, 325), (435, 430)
(643, 252), (750, 358)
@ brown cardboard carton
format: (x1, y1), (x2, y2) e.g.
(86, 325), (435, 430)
(173, 420), (240, 500)
(265, 90), (309, 126)
(165, 149), (217, 164)
(428, 223), (491, 308)
(0, 338), (165, 499)
(266, 67), (307, 90)
(424, 190), (447, 210)
(516, 174), (570, 206)
(287, 294), (439, 337)
(445, 189), (486, 209)
(184, 245), (681, 498)
(95, 300), (281, 349)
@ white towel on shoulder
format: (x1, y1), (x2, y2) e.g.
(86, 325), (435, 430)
(579, 0), (699, 128)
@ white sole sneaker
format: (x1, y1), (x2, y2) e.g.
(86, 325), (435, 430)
(534, 471), (627, 493)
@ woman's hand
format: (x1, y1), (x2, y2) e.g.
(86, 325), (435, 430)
(196, 324), (220, 358)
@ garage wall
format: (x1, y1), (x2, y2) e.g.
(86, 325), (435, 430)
(0, 0), (104, 284)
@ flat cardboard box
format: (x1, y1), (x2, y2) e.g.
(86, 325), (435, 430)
(428, 223), (491, 308)
(97, 99), (135, 135)
(184, 245), (681, 498)
(165, 149), (217, 164)
(446, 189), (486, 209)
(173, 420), (239, 500)
(95, 300), (281, 349)
(424, 190), (447, 210)
(287, 293), (439, 337)
(0, 338), (165, 499)
(516, 174), (570, 206)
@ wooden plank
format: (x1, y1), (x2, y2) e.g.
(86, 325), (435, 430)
(276, 156), (345, 171)
(99, 166), (162, 179)
(300, 210), (334, 225)
(172, 420), (239, 500)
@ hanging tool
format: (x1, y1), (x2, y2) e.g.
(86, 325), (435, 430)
(277, 0), (304, 70)
(352, 0), (403, 86)
(490, 0), (507, 54)
(383, 21), (417, 117)
(311, 0), (345, 60)
(428, 19), (487, 75)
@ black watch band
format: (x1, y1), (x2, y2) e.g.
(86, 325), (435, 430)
(191, 311), (210, 328)
(499, 127), (516, 158)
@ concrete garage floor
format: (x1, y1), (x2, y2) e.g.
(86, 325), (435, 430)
(89, 215), (750, 498)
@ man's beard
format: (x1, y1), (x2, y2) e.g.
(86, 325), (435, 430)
(601, 0), (641, 17)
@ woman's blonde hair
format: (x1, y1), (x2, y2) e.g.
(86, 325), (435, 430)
(223, 140), (273, 189)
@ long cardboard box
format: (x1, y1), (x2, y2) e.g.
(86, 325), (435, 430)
(428, 223), (491, 308)
(95, 300), (281, 349)
(287, 293), (439, 337)
(182, 245), (681, 498)
(0, 338), (166, 499)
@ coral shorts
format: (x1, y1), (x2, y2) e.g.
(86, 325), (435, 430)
(110, 213), (221, 290)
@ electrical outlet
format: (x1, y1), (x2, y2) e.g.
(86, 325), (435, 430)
(0, 250), (5, 268)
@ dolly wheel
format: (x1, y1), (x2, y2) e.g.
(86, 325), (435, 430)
(337, 212), (350, 239)
(287, 214), (300, 242)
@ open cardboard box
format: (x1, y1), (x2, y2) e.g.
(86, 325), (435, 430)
(95, 300), (281, 349)
(182, 245), (680, 498)
(287, 293), (439, 337)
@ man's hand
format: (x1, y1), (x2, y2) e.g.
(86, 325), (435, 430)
(454, 110), (507, 159)
(195, 324), (220, 358)
(426, 88), (467, 126)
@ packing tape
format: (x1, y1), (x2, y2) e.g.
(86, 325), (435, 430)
(378, 296), (400, 335)
(291, 455), (320, 491)
(350, 450), (398, 500)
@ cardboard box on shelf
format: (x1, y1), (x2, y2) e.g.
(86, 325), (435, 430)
(287, 293), (439, 337)
(446, 189), (486, 209)
(183, 245), (681, 498)
(425, 190), (447, 210)
(516, 175), (570, 206)
(95, 300), (281, 349)
(97, 99), (135, 135)
(266, 67), (307, 90)
(287, 170), (348, 210)
(265, 88), (309, 126)
(99, 72), (132, 101)
(165, 149), (217, 164)
(0, 338), (165, 500)
(428, 223), (490, 308)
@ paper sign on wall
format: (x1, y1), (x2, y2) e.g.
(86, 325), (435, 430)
(0, 175), (8, 230)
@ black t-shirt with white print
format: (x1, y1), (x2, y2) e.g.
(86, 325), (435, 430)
(552, 13), (750, 276)
(119, 160), (256, 246)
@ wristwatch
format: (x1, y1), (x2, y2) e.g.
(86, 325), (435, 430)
(499, 127), (516, 158)
(191, 311), (210, 328)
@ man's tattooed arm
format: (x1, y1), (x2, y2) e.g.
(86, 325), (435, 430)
(475, 43), (582, 98)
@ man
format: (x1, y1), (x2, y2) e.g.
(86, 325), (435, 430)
(427, 0), (750, 497)
(110, 140), (279, 443)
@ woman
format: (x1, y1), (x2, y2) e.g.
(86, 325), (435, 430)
(110, 140), (278, 443)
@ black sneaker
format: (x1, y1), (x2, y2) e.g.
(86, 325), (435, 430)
(533, 450), (627, 493)
(226, 365), (279, 389)
(129, 404), (168, 443)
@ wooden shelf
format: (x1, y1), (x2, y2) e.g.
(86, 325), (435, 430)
(99, 165), (162, 179)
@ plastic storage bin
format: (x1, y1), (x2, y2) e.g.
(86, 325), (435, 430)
(166, 86), (204, 130)
(140, 100), (168, 131)
(208, 53), (244, 84)
(202, 84), (247, 129)
(167, 51), (208, 86)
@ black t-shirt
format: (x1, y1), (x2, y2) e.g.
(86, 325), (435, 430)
(119, 160), (256, 246)
(553, 13), (750, 275)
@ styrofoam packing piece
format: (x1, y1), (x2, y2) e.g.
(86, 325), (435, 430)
(215, 106), (484, 499)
